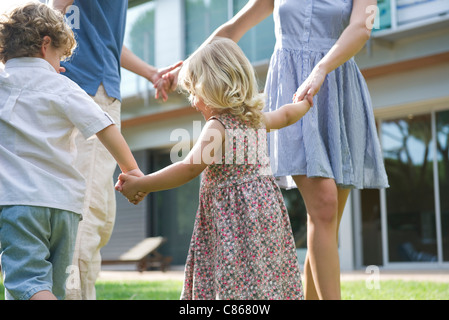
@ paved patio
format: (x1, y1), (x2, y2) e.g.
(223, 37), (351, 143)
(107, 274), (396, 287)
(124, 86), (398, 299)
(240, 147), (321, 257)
(98, 266), (449, 283)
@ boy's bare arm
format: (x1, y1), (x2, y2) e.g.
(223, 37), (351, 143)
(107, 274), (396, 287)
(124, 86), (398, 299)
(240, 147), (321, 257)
(95, 124), (141, 175)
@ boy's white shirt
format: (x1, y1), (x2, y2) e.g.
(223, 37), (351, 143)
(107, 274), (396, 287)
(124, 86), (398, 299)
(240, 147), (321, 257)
(0, 57), (114, 214)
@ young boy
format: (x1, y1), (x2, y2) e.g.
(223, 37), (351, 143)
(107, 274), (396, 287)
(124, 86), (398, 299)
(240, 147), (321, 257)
(0, 3), (142, 300)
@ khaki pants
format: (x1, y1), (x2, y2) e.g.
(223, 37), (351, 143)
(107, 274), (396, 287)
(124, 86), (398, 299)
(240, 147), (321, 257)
(65, 85), (121, 300)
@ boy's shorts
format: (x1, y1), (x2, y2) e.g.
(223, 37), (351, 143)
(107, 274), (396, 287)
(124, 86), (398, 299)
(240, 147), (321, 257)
(0, 205), (80, 300)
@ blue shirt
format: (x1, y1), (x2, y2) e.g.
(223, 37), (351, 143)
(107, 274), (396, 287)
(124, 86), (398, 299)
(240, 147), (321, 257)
(61, 0), (128, 101)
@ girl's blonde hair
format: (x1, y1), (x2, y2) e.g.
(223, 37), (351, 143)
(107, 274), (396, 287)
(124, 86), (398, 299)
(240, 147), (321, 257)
(0, 2), (76, 63)
(179, 37), (265, 128)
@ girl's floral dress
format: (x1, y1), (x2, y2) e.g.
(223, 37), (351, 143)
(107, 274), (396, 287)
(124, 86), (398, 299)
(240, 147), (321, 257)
(181, 113), (304, 300)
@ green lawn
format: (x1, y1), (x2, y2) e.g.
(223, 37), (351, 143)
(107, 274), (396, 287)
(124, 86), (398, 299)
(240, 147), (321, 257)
(341, 280), (449, 300)
(1, 279), (448, 300)
(96, 280), (182, 300)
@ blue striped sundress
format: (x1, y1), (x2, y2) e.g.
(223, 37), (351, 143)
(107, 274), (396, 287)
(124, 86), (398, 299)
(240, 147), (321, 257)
(265, 0), (389, 189)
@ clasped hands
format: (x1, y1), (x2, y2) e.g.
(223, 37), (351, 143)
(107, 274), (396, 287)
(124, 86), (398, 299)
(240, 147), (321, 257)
(114, 62), (184, 205)
(115, 169), (147, 205)
(152, 61), (183, 102)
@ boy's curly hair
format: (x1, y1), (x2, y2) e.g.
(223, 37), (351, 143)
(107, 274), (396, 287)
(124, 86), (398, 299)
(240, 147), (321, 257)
(0, 2), (76, 63)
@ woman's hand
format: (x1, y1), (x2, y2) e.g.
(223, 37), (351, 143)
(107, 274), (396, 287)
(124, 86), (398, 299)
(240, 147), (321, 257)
(153, 62), (183, 101)
(293, 66), (327, 106)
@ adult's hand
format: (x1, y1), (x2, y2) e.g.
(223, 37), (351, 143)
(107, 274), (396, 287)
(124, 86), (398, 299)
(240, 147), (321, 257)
(154, 63), (182, 101)
(120, 46), (182, 102)
(292, 66), (326, 106)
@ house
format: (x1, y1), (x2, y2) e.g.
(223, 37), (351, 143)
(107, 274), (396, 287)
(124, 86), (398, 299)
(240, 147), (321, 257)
(101, 0), (449, 272)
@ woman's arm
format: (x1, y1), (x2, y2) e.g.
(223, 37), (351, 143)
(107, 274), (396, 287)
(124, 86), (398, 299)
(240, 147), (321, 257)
(294, 0), (377, 104)
(209, 0), (274, 43)
(155, 0), (274, 95)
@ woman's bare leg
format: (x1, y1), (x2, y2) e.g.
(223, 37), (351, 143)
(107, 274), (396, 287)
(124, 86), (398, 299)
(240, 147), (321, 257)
(293, 175), (350, 300)
(303, 250), (319, 300)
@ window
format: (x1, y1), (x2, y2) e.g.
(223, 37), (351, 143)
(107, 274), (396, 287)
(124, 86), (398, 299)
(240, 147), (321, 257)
(361, 189), (383, 266)
(120, 1), (156, 98)
(107, 149), (200, 265)
(185, 0), (275, 64)
(185, 0), (229, 56)
(436, 110), (449, 261)
(377, 0), (392, 30)
(148, 150), (200, 265)
(281, 189), (307, 253)
(376, 0), (449, 32)
(232, 0), (275, 63)
(382, 114), (437, 262)
(360, 109), (449, 266)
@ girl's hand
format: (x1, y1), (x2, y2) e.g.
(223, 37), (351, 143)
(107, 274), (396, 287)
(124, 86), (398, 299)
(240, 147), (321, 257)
(115, 173), (147, 205)
(114, 168), (144, 192)
(293, 66), (327, 106)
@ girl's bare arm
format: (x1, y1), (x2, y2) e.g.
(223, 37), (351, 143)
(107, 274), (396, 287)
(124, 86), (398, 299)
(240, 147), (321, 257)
(118, 119), (225, 203)
(264, 100), (311, 132)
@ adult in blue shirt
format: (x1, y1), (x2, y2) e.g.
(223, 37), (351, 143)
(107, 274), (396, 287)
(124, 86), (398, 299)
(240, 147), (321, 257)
(52, 0), (180, 300)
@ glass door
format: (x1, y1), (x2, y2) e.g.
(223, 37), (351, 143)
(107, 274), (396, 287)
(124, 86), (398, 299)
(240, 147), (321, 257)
(436, 110), (449, 262)
(381, 113), (438, 263)
(359, 109), (449, 268)
(148, 150), (200, 265)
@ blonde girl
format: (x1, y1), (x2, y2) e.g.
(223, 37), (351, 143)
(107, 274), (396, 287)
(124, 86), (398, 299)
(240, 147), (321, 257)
(117, 37), (311, 300)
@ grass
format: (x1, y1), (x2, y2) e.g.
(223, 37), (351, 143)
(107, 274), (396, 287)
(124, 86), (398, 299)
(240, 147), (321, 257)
(1, 279), (448, 300)
(95, 280), (182, 300)
(341, 280), (449, 300)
